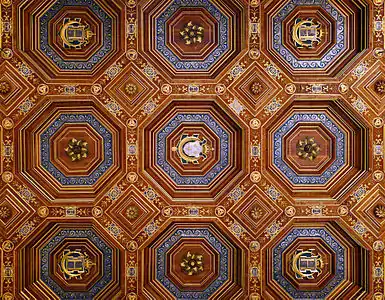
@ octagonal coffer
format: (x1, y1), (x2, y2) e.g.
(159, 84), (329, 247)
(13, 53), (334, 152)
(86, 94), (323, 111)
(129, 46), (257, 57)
(16, 0), (125, 81)
(263, 220), (370, 299)
(142, 222), (246, 299)
(138, 0), (246, 80)
(261, 0), (369, 80)
(16, 98), (127, 202)
(18, 222), (123, 299)
(141, 99), (247, 202)
(263, 99), (369, 201)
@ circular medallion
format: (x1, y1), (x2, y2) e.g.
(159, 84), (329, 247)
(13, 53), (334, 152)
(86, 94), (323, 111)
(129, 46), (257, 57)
(127, 241), (138, 252)
(161, 84), (172, 95)
(1, 171), (13, 183)
(249, 118), (261, 129)
(127, 172), (138, 183)
(373, 170), (385, 182)
(285, 206), (296, 217)
(2, 240), (14, 252)
(373, 117), (384, 128)
(285, 83), (296, 94)
(37, 206), (49, 218)
(250, 241), (261, 252)
(92, 206), (103, 218)
(338, 83), (349, 94)
(37, 84), (49, 96)
(162, 206), (174, 217)
(338, 205), (349, 216)
(215, 206), (226, 217)
(127, 119), (138, 129)
(91, 84), (103, 96)
(249, 48), (260, 60)
(373, 240), (385, 251)
(250, 171), (261, 183)
(126, 49), (138, 60)
(2, 118), (14, 130)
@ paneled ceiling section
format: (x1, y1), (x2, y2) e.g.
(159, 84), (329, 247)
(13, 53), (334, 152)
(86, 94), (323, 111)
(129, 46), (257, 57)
(0, 0), (383, 299)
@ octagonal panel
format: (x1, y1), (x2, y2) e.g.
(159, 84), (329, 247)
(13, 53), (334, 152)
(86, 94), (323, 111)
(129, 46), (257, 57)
(282, 238), (336, 292)
(16, 98), (126, 202)
(142, 222), (246, 299)
(18, 222), (123, 299)
(263, 99), (368, 200)
(51, 124), (104, 176)
(139, 0), (246, 80)
(282, 6), (335, 60)
(166, 8), (218, 60)
(49, 8), (102, 62)
(51, 239), (102, 292)
(284, 124), (335, 175)
(41, 114), (113, 185)
(261, 0), (369, 79)
(272, 113), (345, 185)
(141, 99), (246, 202)
(263, 221), (369, 299)
(16, 0), (125, 81)
(167, 239), (218, 291)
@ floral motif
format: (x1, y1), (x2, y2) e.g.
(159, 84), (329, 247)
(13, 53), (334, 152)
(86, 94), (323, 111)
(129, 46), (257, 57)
(250, 81), (263, 95)
(251, 206), (263, 220)
(126, 206), (139, 220)
(375, 80), (385, 95)
(374, 205), (385, 219)
(181, 251), (204, 275)
(297, 137), (320, 161)
(125, 83), (138, 95)
(0, 206), (11, 220)
(0, 81), (11, 94)
(156, 0), (228, 71)
(274, 113), (346, 185)
(65, 138), (88, 162)
(180, 21), (204, 45)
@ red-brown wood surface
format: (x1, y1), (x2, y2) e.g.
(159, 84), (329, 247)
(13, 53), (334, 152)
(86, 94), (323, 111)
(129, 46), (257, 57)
(0, 0), (383, 299)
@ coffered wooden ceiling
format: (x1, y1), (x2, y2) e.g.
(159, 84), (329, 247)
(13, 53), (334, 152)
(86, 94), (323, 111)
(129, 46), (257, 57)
(0, 0), (383, 299)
